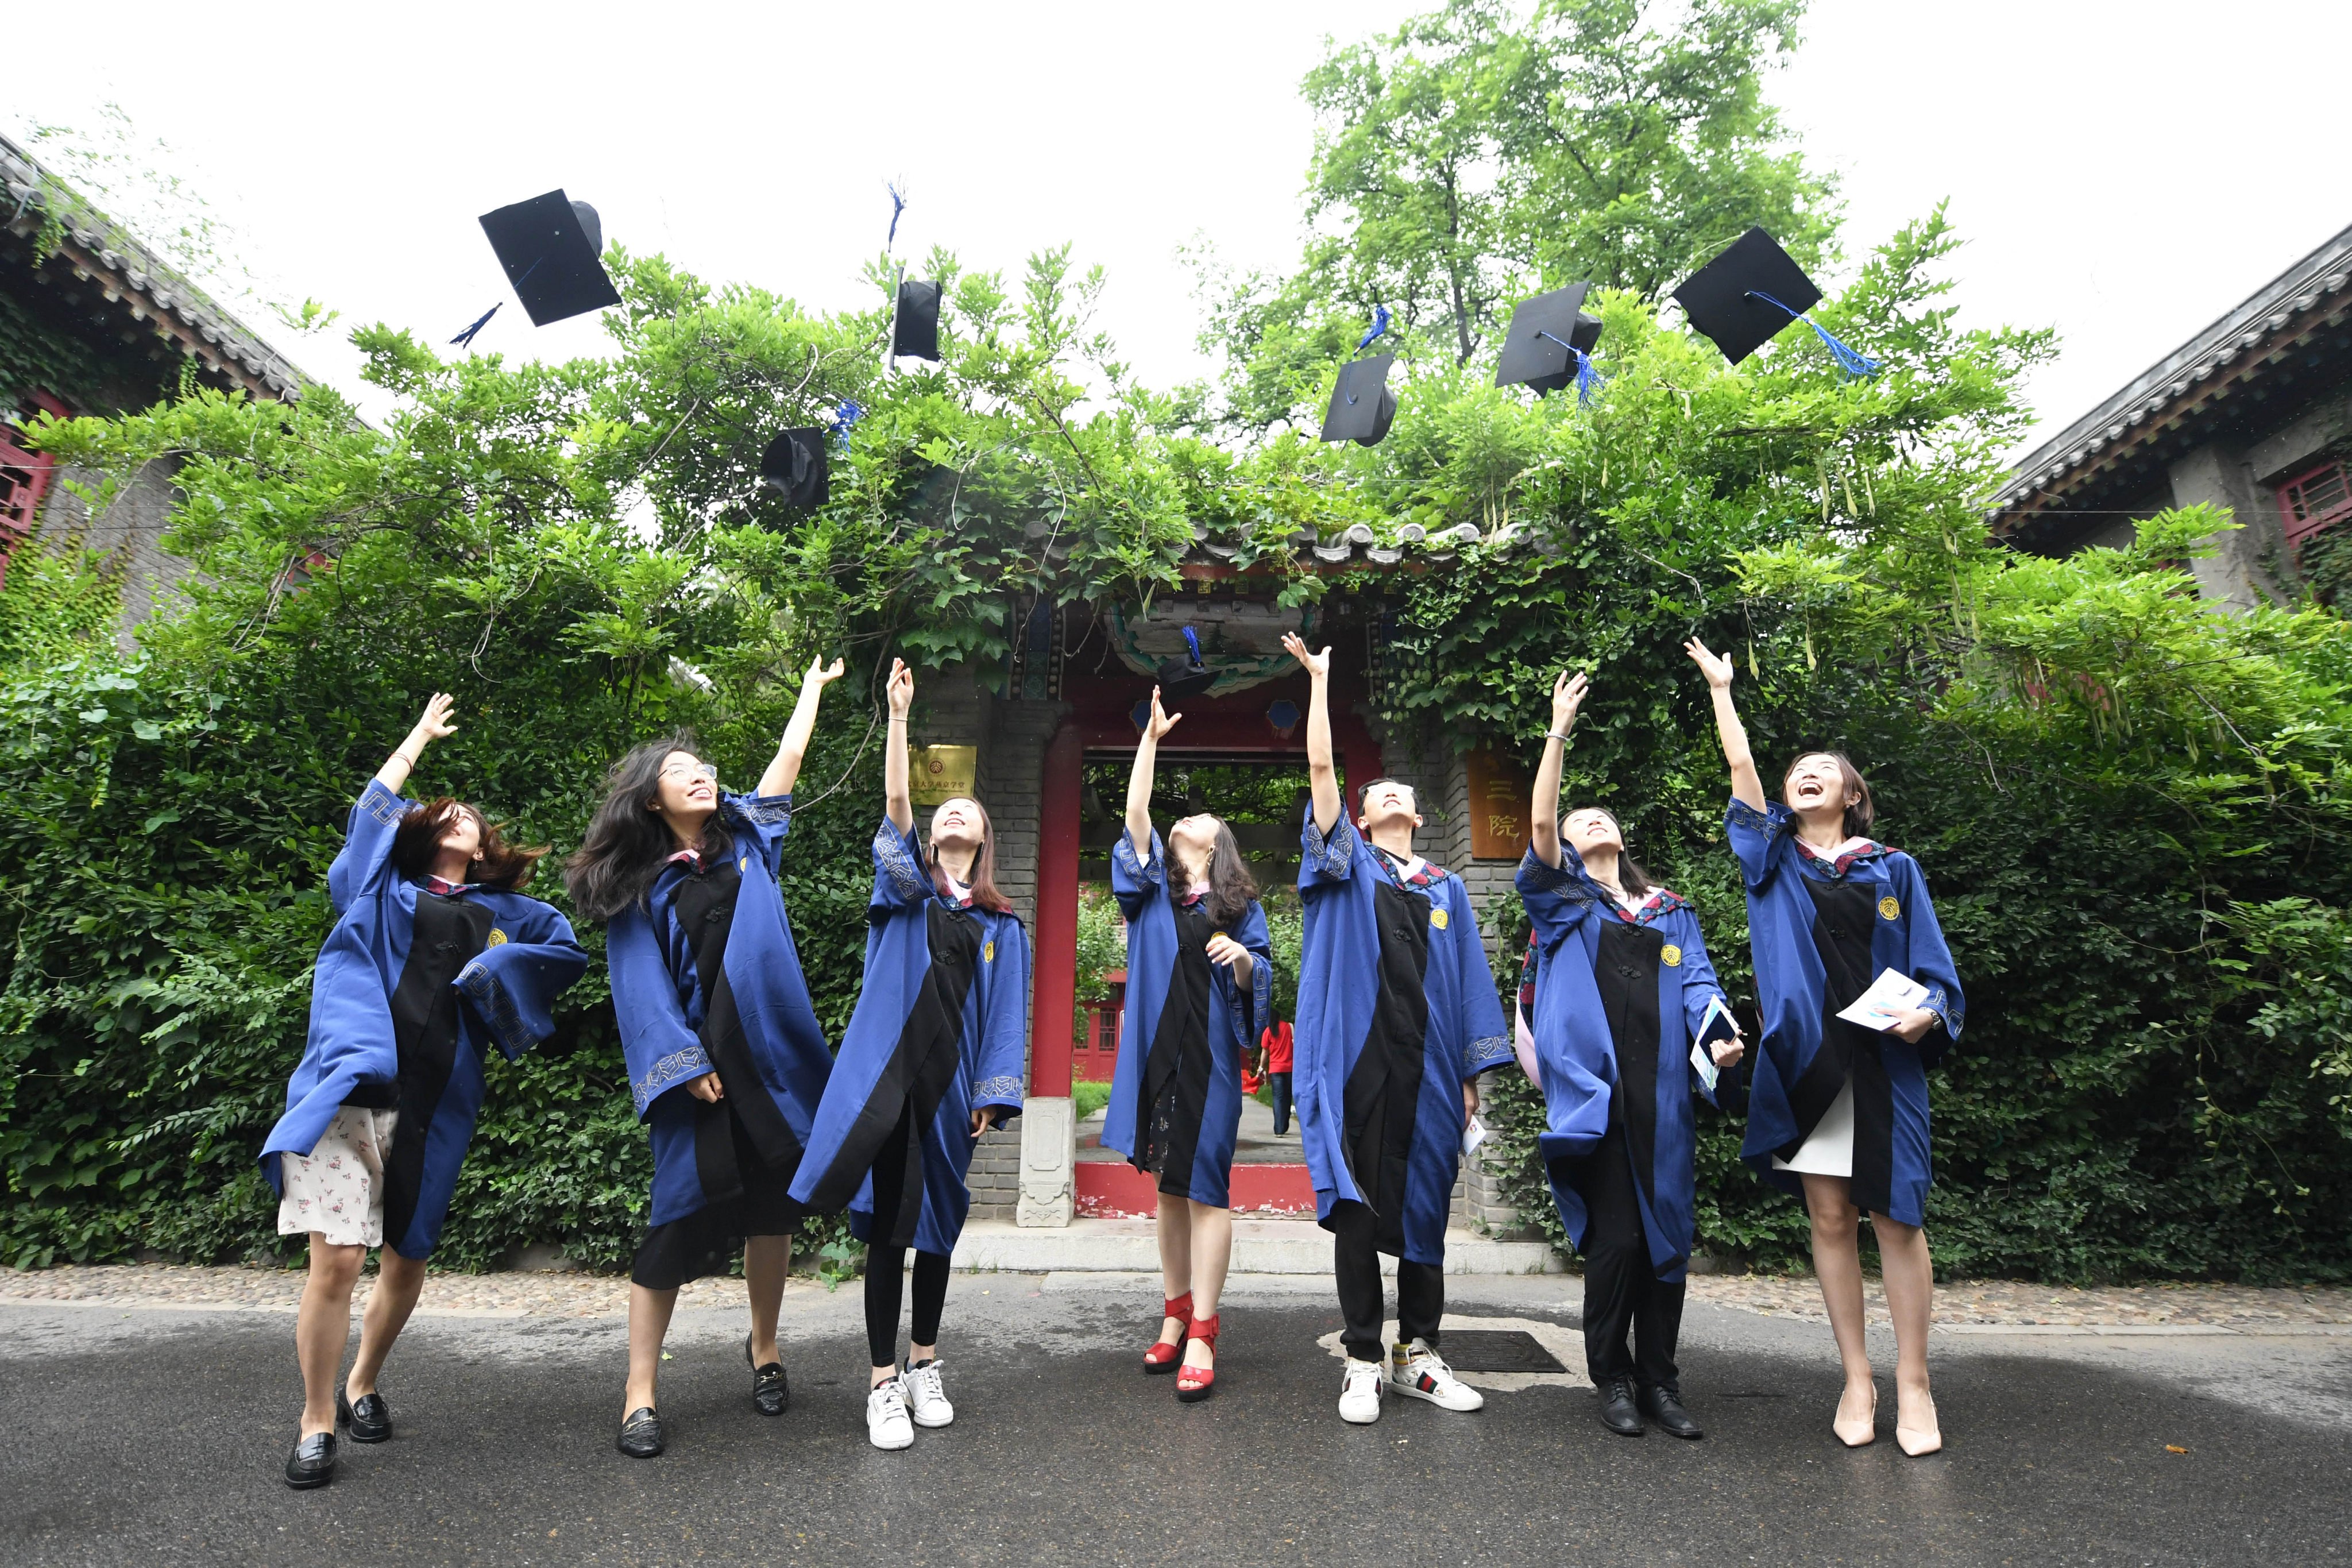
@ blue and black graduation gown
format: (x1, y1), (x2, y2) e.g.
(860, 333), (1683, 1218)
(608, 790), (833, 1282)
(1293, 810), (1513, 1266)
(788, 820), (1030, 1257)
(261, 779), (588, 1258)
(1101, 829), (1273, 1209)
(1726, 798), (1965, 1226)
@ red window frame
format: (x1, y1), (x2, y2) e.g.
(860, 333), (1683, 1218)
(0, 426), (57, 590)
(2276, 459), (2352, 549)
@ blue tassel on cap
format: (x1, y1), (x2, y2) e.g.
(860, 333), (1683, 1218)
(1357, 304), (1390, 354)
(831, 399), (864, 449)
(1745, 290), (1879, 379)
(1573, 349), (1603, 405)
(448, 303), (500, 350)
(886, 181), (908, 249)
(1181, 625), (1204, 668)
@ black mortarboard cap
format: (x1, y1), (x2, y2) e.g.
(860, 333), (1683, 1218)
(1319, 354), (1398, 447)
(477, 190), (623, 327)
(1494, 283), (1603, 395)
(893, 280), (941, 361)
(1155, 627), (1217, 700)
(1671, 226), (1821, 366)
(759, 428), (829, 512)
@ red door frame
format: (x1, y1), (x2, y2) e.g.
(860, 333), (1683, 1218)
(1026, 663), (1383, 1099)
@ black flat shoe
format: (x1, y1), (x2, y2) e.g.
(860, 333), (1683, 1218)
(284, 1431), (337, 1489)
(1639, 1383), (1704, 1440)
(745, 1334), (789, 1417)
(337, 1387), (392, 1444)
(616, 1406), (665, 1459)
(1597, 1376), (1645, 1436)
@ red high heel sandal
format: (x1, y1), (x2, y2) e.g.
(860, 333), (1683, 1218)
(1143, 1292), (1193, 1373)
(1175, 1314), (1219, 1403)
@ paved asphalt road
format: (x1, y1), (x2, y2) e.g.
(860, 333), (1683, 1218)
(4, 1273), (2348, 1567)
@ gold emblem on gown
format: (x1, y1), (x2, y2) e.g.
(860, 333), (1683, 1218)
(1660, 944), (1682, 967)
(1878, 895), (1901, 921)
(1430, 909), (1449, 929)
(486, 929), (507, 947)
(984, 939), (995, 963)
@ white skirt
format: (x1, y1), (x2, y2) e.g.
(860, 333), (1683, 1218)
(277, 1104), (399, 1248)
(1773, 1077), (1854, 1178)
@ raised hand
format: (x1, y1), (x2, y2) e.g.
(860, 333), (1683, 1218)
(1281, 632), (1330, 679)
(805, 655), (847, 689)
(1551, 670), (1588, 735)
(414, 692), (458, 744)
(886, 658), (915, 718)
(1145, 686), (1182, 742)
(1683, 638), (1734, 690)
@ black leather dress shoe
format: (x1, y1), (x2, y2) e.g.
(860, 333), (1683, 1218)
(284, 1431), (337, 1489)
(616, 1406), (665, 1459)
(1639, 1382), (1705, 1439)
(1597, 1376), (1645, 1436)
(745, 1334), (789, 1418)
(337, 1387), (392, 1443)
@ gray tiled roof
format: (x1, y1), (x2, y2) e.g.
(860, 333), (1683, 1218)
(1, 130), (306, 401)
(1995, 220), (2352, 513)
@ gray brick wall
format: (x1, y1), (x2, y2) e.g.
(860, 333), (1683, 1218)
(35, 458), (188, 649)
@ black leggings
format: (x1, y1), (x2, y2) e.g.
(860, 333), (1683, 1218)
(860, 1096), (952, 1367)
(866, 1246), (952, 1368)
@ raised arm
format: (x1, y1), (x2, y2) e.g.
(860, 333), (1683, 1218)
(1282, 632), (1341, 835)
(759, 655), (845, 797)
(1684, 639), (1764, 812)
(883, 658), (916, 834)
(374, 693), (457, 795)
(1529, 670), (1587, 868)
(1126, 686), (1180, 860)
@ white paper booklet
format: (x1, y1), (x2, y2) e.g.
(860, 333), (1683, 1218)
(1461, 1114), (1489, 1158)
(1689, 996), (1740, 1092)
(1836, 968), (1930, 1033)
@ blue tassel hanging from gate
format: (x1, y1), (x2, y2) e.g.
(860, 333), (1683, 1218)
(1746, 289), (1880, 379)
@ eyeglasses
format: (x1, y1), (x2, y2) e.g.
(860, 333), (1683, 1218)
(660, 763), (719, 782)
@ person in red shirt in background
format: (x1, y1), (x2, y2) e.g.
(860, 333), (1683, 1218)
(1259, 1020), (1295, 1135)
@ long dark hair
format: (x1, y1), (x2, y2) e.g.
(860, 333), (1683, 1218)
(1173, 817), (1260, 929)
(565, 732), (731, 922)
(1563, 808), (1655, 901)
(1782, 750), (1876, 840)
(929, 796), (1014, 914)
(393, 798), (547, 891)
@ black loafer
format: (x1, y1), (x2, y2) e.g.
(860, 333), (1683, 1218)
(337, 1387), (393, 1444)
(1597, 1376), (1645, 1436)
(284, 1431), (337, 1489)
(745, 1334), (789, 1418)
(1639, 1383), (1704, 1440)
(616, 1406), (665, 1459)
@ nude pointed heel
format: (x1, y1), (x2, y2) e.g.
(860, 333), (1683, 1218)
(1896, 1392), (1942, 1456)
(1833, 1382), (1878, 1447)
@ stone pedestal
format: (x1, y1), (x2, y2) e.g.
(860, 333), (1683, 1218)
(1016, 1095), (1075, 1226)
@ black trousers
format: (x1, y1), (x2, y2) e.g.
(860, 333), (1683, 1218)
(862, 1098), (951, 1367)
(1333, 1200), (1443, 1364)
(1552, 1119), (1683, 1391)
(1269, 1072), (1293, 1136)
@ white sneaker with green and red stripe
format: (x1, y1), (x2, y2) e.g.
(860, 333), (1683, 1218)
(1388, 1338), (1484, 1411)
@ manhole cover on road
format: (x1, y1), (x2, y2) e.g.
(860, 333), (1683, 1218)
(1438, 1330), (1567, 1374)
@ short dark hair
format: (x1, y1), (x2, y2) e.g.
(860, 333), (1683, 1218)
(1353, 776), (1416, 815)
(1782, 751), (1875, 840)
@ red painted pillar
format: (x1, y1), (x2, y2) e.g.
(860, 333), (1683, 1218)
(1029, 720), (1083, 1098)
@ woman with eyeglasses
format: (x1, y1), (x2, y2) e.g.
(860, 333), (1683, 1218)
(265, 693), (589, 1489)
(565, 656), (845, 1459)
(789, 658), (1032, 1451)
(1102, 686), (1272, 1402)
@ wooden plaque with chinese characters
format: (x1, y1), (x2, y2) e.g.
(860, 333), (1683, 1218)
(909, 745), (978, 807)
(1465, 748), (1531, 860)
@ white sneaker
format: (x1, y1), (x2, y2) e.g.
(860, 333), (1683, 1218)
(902, 1358), (955, 1428)
(1389, 1338), (1485, 1412)
(866, 1378), (914, 1450)
(1338, 1358), (1385, 1424)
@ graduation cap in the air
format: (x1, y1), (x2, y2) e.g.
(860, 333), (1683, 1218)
(892, 279), (942, 361)
(1320, 307), (1399, 446)
(1495, 283), (1605, 401)
(1156, 626), (1217, 700)
(1671, 226), (1879, 377)
(476, 190), (623, 327)
(759, 428), (829, 512)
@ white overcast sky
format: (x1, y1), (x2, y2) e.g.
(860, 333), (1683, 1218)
(10, 0), (2349, 464)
